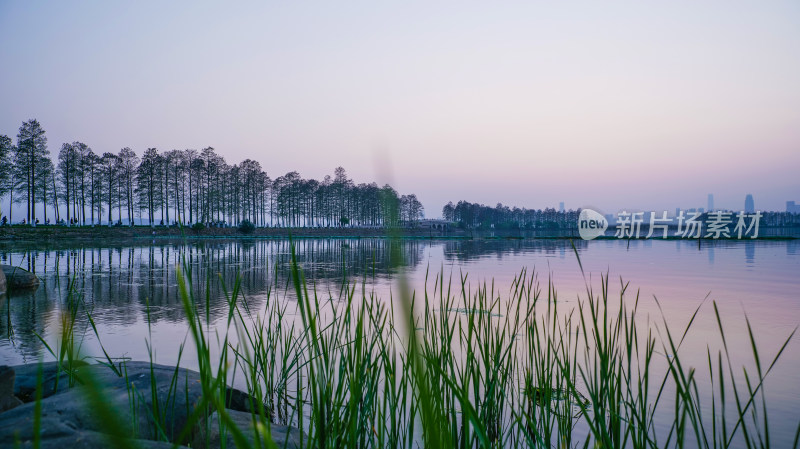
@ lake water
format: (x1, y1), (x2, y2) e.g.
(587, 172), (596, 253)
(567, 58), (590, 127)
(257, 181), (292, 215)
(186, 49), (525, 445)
(1, 238), (798, 446)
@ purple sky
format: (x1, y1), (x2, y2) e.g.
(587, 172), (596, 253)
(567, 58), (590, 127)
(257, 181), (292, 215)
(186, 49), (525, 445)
(1, 1), (798, 217)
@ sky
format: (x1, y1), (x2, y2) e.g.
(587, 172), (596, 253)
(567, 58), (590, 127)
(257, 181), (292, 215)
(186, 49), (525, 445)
(1, 1), (799, 217)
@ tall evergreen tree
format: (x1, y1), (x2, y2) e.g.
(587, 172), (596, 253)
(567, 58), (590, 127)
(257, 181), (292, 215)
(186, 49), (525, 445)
(57, 142), (78, 225)
(100, 152), (119, 224)
(14, 119), (48, 224)
(0, 135), (13, 222)
(136, 148), (162, 225)
(117, 147), (139, 225)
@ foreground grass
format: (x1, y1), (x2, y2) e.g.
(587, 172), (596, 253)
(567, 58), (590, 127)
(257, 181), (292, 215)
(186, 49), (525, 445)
(17, 240), (800, 449)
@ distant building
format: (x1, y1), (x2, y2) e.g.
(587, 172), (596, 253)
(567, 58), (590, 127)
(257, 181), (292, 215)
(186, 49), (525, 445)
(707, 194), (714, 212)
(745, 194), (755, 213)
(788, 201), (800, 213)
(559, 202), (565, 212)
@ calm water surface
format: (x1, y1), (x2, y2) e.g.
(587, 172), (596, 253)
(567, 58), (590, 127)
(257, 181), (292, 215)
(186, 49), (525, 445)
(1, 238), (798, 445)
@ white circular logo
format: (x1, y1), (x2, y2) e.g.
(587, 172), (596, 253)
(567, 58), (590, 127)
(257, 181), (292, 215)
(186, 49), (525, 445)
(578, 209), (607, 240)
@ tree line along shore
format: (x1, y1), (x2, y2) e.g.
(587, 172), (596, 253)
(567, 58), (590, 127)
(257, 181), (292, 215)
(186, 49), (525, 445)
(3, 119), (798, 235)
(0, 118), (622, 233)
(0, 119), (425, 230)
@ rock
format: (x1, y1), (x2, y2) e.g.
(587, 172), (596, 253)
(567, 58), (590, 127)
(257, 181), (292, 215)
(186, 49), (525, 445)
(0, 414), (78, 445)
(193, 408), (306, 449)
(3, 361), (303, 448)
(0, 414), (188, 448)
(0, 265), (39, 290)
(0, 366), (23, 413)
(12, 361), (256, 413)
(7, 362), (210, 442)
(11, 361), (90, 402)
(0, 395), (22, 414)
(0, 268), (6, 294)
(0, 366), (14, 397)
(2, 373), (172, 444)
(26, 432), (187, 449)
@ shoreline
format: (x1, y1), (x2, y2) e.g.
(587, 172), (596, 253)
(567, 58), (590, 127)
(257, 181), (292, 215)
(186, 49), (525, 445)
(0, 225), (796, 244)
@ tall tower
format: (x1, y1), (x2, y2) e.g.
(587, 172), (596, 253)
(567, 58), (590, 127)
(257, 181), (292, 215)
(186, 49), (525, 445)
(745, 194), (755, 213)
(707, 194), (714, 212)
(559, 202), (565, 212)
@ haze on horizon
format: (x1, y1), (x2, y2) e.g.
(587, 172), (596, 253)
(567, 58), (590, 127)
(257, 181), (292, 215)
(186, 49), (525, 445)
(1, 1), (798, 217)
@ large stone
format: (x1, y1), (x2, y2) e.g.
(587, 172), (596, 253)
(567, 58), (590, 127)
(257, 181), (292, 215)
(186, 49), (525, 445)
(8, 362), (216, 442)
(22, 432), (187, 449)
(0, 366), (14, 397)
(12, 361), (90, 402)
(0, 414), (188, 448)
(12, 361), (258, 412)
(0, 267), (6, 294)
(0, 366), (23, 413)
(193, 408), (306, 449)
(2, 369), (191, 444)
(0, 265), (40, 290)
(3, 361), (304, 449)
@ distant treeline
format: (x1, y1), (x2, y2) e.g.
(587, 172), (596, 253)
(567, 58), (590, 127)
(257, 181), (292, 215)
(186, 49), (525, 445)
(0, 119), (424, 227)
(442, 202), (800, 231)
(442, 200), (579, 230)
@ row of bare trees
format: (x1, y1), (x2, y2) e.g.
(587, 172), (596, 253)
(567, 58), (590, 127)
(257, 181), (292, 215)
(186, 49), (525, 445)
(0, 119), (424, 227)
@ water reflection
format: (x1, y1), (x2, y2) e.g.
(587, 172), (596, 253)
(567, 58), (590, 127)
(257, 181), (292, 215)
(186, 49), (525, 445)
(745, 241), (756, 265)
(442, 239), (587, 262)
(1, 238), (797, 366)
(1, 237), (798, 448)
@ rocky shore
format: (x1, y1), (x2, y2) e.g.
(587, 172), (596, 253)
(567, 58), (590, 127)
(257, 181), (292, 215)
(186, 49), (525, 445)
(0, 361), (304, 449)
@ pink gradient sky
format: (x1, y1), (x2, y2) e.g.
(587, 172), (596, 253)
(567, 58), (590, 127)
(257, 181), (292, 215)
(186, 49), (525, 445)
(1, 1), (798, 216)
